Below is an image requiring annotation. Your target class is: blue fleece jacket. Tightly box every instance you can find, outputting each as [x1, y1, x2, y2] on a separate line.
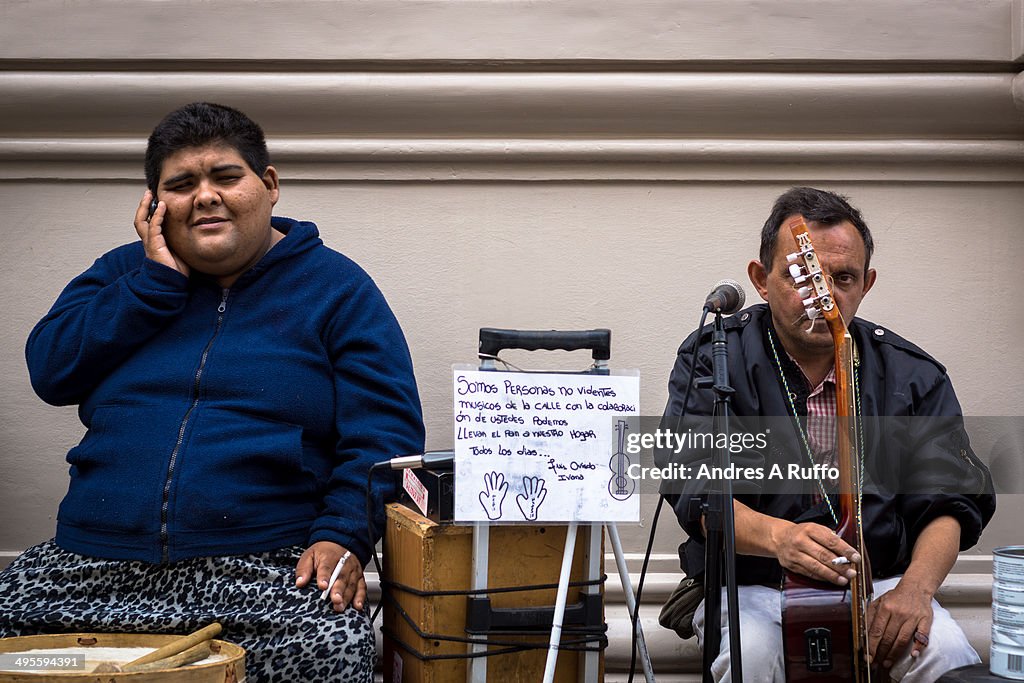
[25, 217, 424, 566]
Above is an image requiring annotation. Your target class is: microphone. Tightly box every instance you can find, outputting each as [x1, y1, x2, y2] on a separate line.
[704, 279, 746, 315]
[379, 450, 455, 471]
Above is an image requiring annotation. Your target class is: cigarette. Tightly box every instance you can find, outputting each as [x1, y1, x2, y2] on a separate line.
[320, 550, 351, 601]
[831, 556, 851, 566]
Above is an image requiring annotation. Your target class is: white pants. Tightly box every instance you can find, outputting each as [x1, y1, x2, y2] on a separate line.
[693, 576, 980, 683]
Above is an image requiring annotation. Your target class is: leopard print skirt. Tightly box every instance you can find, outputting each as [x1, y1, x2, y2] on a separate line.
[0, 540, 374, 683]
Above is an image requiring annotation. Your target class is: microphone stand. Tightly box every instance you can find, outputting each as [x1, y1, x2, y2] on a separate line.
[698, 311, 743, 683]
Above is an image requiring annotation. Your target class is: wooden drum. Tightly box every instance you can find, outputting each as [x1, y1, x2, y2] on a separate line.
[0, 633, 245, 683]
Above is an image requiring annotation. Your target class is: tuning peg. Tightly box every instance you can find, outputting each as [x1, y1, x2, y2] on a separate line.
[788, 264, 814, 286]
[805, 306, 820, 320]
[797, 286, 812, 298]
[786, 252, 800, 264]
[802, 296, 817, 308]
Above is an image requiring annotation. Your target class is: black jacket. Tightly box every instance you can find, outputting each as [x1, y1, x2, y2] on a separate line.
[662, 304, 995, 585]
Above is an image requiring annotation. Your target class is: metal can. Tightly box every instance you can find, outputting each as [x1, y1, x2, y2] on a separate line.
[991, 643, 1024, 680]
[993, 547, 1024, 679]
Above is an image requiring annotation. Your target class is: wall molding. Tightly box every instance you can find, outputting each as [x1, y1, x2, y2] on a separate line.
[0, 549, 994, 579]
[1, 1, 1016, 64]
[1015, 0, 1024, 61]
[3, 138, 1022, 183]
[3, 71, 1021, 138]
[2, 70, 1021, 182]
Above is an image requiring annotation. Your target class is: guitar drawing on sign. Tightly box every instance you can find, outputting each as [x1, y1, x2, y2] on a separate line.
[608, 418, 635, 501]
[781, 216, 875, 682]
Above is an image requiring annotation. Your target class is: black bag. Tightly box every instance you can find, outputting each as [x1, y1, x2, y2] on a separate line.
[658, 576, 703, 639]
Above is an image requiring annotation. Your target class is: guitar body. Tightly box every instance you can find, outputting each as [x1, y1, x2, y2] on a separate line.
[783, 501, 872, 682]
[783, 512, 873, 682]
[783, 571, 858, 682]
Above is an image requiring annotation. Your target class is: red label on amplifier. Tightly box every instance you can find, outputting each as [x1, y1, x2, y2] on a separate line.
[403, 468, 429, 517]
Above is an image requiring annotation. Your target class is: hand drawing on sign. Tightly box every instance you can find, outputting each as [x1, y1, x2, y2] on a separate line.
[608, 419, 636, 501]
[516, 476, 548, 521]
[479, 472, 508, 520]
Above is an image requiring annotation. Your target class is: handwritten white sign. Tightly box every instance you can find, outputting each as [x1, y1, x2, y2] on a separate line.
[453, 369, 640, 523]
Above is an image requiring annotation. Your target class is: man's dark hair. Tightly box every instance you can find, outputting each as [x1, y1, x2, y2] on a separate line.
[144, 102, 270, 192]
[759, 187, 874, 272]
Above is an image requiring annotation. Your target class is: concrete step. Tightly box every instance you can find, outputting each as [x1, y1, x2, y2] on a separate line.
[366, 571, 996, 677]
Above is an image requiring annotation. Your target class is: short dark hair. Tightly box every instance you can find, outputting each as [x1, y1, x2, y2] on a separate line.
[144, 102, 270, 192]
[759, 187, 874, 272]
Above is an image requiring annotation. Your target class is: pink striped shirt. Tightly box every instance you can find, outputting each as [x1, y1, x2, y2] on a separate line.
[793, 362, 838, 468]
[807, 373, 837, 469]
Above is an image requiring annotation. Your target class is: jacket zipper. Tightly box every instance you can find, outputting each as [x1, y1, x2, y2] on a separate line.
[160, 288, 230, 563]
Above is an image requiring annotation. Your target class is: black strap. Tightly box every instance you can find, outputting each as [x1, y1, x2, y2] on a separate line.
[380, 585, 607, 662]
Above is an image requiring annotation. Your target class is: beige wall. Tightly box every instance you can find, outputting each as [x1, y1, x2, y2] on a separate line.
[2, 1, 1023, 580]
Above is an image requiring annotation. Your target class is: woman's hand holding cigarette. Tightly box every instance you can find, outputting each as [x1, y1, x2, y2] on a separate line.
[295, 542, 366, 612]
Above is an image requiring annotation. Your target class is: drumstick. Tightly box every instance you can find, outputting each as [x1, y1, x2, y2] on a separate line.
[91, 642, 212, 674]
[126, 642, 212, 672]
[91, 623, 221, 673]
[126, 623, 222, 666]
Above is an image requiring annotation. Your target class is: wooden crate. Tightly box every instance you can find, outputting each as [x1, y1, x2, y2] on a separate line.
[382, 503, 604, 683]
